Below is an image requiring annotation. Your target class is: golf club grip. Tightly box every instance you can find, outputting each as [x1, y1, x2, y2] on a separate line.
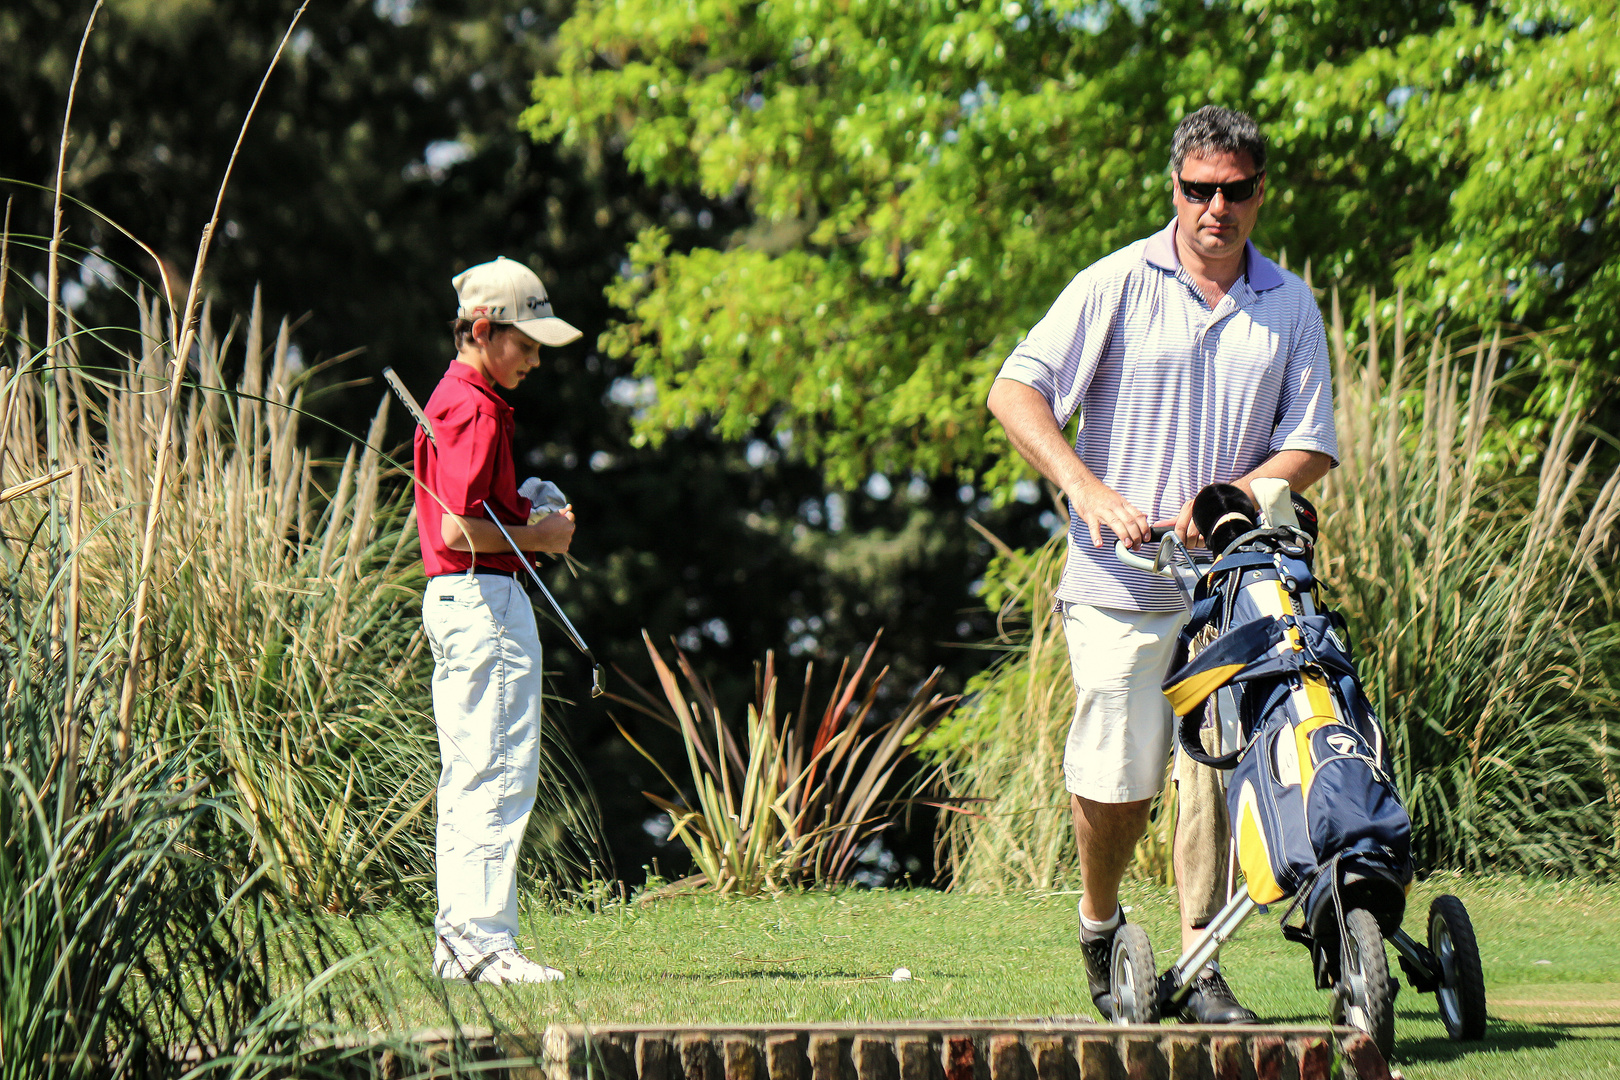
[382, 366, 436, 445]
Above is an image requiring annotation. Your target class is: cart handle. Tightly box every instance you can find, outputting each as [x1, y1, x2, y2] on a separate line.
[1114, 525, 1176, 575]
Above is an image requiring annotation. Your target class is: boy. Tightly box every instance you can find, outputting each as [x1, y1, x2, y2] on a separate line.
[414, 256, 580, 984]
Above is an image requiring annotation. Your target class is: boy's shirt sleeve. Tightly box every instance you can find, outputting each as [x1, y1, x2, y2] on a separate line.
[432, 401, 501, 515]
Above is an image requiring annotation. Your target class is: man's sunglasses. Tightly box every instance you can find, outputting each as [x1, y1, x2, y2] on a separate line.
[1177, 172, 1265, 204]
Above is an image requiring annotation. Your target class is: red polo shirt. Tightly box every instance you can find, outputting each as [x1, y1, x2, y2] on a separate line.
[414, 359, 533, 577]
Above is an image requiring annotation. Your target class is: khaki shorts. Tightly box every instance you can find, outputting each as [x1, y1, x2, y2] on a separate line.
[1060, 603, 1189, 803]
[1060, 602, 1234, 924]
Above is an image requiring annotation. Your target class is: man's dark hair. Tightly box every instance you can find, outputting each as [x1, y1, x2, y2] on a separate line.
[1169, 106, 1267, 176]
[451, 318, 514, 351]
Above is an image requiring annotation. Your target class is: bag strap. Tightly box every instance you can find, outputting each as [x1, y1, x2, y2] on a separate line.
[1179, 704, 1242, 768]
[1165, 618, 1285, 768]
[1163, 618, 1284, 716]
[1163, 593, 1220, 690]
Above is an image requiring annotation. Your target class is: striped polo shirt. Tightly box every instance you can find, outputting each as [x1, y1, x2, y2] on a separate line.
[995, 220, 1337, 611]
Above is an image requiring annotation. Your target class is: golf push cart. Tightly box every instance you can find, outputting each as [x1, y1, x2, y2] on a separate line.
[1108, 478, 1487, 1057]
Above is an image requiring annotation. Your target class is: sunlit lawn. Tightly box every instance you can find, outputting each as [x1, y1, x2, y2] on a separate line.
[357, 874, 1620, 1079]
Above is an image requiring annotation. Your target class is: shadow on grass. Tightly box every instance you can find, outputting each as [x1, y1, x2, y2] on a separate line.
[657, 970, 882, 981]
[1392, 1016, 1620, 1068]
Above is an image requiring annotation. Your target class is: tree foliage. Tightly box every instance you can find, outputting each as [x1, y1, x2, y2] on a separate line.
[1, 0, 617, 406]
[1259, 0, 1620, 419]
[527, 0, 1617, 489]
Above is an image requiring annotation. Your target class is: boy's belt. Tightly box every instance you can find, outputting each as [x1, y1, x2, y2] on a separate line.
[429, 568, 522, 581]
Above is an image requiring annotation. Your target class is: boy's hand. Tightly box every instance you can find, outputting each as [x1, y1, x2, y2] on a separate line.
[531, 505, 575, 554]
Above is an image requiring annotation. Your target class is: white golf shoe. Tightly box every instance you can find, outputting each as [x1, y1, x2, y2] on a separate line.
[435, 943, 565, 984]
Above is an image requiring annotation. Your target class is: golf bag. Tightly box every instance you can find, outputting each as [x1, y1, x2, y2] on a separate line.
[1161, 486, 1413, 938]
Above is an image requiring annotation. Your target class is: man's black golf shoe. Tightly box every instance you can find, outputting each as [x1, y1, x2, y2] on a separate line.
[1180, 968, 1259, 1024]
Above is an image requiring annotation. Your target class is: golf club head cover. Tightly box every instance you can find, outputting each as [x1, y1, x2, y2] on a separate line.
[1249, 477, 1300, 530]
[519, 477, 568, 522]
[1192, 483, 1258, 554]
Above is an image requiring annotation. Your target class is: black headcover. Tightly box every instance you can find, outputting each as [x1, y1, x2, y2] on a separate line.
[1290, 492, 1319, 542]
[1192, 483, 1258, 554]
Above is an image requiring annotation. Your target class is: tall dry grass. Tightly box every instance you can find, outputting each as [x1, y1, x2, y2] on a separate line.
[1, 265, 611, 1076]
[0, 300, 428, 1073]
[1321, 290, 1620, 875]
[2, 292, 443, 908]
[939, 293, 1620, 890]
[2, 7, 601, 1068]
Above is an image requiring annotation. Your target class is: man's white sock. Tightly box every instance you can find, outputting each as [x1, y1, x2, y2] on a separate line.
[1078, 901, 1123, 939]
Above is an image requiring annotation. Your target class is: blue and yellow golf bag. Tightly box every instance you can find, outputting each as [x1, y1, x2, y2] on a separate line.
[1161, 488, 1413, 944]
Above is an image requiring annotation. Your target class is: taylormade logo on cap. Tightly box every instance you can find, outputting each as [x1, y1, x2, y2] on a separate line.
[452, 256, 583, 347]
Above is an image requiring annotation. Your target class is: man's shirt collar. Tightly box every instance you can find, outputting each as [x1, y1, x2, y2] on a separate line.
[1143, 219, 1284, 292]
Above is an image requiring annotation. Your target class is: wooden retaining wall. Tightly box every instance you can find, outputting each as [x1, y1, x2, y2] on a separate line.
[380, 1022, 1393, 1080]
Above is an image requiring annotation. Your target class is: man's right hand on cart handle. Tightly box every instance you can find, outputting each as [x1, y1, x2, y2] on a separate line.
[1063, 473, 1155, 551]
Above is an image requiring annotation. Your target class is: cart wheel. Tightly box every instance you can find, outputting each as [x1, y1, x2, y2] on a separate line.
[1429, 895, 1487, 1041]
[1331, 907, 1395, 1058]
[1109, 924, 1160, 1024]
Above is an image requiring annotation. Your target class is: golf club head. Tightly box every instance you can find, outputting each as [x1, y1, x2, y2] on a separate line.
[590, 664, 606, 698]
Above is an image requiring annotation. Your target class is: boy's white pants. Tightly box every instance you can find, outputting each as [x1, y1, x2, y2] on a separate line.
[421, 573, 542, 959]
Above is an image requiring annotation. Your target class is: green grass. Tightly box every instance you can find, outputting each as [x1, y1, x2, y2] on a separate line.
[357, 875, 1620, 1079]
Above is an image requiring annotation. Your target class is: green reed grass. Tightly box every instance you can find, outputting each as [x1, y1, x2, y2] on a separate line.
[1320, 291, 1620, 876]
[2, 291, 444, 908]
[611, 633, 959, 894]
[939, 292, 1620, 889]
[0, 415, 414, 1076]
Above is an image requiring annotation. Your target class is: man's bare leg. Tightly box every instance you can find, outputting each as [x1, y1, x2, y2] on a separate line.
[1073, 793, 1153, 921]
[1073, 793, 1151, 1015]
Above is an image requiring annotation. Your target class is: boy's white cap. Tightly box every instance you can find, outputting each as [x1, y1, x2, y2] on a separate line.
[452, 256, 582, 347]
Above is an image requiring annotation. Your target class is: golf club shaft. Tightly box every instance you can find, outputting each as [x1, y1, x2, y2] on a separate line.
[479, 499, 592, 655]
[478, 501, 606, 698]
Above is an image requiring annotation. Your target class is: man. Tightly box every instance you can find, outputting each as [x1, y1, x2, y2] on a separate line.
[986, 106, 1336, 1022]
[415, 256, 582, 984]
